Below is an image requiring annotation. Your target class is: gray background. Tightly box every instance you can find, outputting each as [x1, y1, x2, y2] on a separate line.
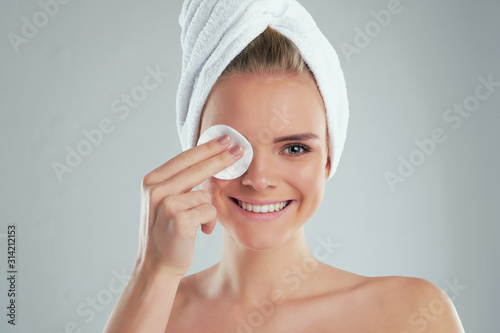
[1, 0, 498, 332]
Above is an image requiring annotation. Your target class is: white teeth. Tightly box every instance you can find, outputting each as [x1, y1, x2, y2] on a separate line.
[236, 199, 289, 213]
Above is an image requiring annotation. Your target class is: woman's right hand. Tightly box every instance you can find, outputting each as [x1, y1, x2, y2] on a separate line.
[103, 135, 243, 333]
[135, 134, 243, 278]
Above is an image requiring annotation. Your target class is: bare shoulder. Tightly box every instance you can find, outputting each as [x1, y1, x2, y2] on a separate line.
[382, 276, 465, 333]
[321, 271, 465, 333]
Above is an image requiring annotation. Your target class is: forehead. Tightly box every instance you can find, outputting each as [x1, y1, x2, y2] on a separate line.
[200, 73, 327, 144]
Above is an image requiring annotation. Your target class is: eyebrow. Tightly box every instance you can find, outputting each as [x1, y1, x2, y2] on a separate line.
[273, 133, 320, 143]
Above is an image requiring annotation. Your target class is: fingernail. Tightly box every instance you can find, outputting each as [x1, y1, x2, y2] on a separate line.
[217, 135, 230, 145]
[229, 145, 243, 156]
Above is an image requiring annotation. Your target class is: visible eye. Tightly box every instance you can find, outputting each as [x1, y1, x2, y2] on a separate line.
[282, 143, 311, 156]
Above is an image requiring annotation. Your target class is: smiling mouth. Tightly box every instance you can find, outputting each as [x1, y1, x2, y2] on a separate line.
[230, 197, 291, 213]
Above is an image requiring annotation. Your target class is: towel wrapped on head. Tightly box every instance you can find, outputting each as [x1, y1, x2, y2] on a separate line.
[176, 0, 349, 181]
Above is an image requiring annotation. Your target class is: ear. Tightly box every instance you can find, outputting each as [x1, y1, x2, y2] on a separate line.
[325, 155, 331, 181]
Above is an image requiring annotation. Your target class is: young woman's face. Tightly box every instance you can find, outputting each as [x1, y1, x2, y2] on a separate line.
[200, 73, 331, 250]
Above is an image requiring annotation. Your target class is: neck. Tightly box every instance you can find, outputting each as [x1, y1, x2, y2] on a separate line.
[211, 227, 320, 304]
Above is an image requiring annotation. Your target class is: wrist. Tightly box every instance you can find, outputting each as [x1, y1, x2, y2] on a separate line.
[132, 255, 185, 284]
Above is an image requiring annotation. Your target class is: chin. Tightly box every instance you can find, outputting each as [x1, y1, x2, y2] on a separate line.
[238, 232, 285, 251]
[225, 226, 291, 251]
[218, 211, 301, 252]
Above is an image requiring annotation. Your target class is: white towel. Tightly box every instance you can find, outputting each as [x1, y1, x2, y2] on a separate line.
[176, 0, 349, 181]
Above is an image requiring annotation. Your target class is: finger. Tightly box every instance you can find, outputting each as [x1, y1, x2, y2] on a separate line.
[178, 203, 217, 230]
[144, 135, 231, 185]
[201, 220, 217, 235]
[151, 190, 212, 218]
[165, 144, 243, 194]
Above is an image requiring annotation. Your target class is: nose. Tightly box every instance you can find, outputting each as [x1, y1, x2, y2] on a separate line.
[241, 149, 280, 191]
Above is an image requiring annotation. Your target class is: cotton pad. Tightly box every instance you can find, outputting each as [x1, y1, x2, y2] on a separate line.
[197, 124, 254, 180]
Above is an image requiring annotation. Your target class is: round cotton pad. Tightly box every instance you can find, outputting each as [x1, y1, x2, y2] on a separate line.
[197, 125, 254, 180]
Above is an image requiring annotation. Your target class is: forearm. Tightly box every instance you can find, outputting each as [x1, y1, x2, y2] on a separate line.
[103, 264, 182, 333]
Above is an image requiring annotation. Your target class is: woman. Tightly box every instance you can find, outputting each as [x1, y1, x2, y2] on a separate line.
[104, 1, 465, 332]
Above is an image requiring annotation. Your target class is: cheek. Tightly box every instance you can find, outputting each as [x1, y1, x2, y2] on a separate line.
[200, 178, 231, 207]
[290, 154, 326, 186]
[287, 156, 326, 210]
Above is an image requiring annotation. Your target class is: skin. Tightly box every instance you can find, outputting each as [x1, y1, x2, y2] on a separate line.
[103, 73, 465, 333]
[164, 74, 466, 332]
